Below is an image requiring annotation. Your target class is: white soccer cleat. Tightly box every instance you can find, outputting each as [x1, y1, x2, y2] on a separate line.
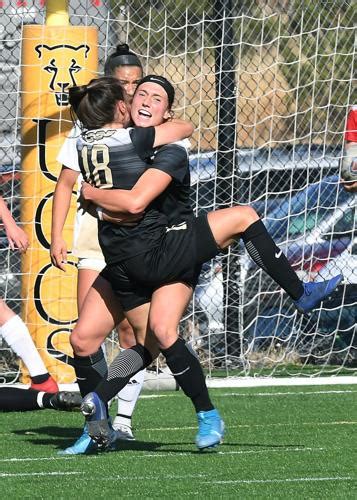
[112, 418, 135, 441]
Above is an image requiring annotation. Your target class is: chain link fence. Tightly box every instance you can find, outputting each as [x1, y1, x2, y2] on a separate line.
[0, 0, 355, 380]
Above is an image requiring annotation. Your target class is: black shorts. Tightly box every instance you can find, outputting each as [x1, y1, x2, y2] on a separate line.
[101, 214, 220, 311]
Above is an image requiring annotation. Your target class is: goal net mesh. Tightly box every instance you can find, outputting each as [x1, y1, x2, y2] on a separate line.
[0, 0, 355, 383]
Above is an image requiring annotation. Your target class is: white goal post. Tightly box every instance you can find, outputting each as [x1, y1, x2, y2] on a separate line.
[0, 0, 355, 387]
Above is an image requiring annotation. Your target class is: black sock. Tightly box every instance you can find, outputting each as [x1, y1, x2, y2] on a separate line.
[242, 219, 304, 300]
[95, 344, 153, 403]
[116, 413, 132, 425]
[162, 338, 213, 413]
[42, 392, 54, 409]
[0, 387, 42, 411]
[31, 373, 50, 384]
[116, 413, 131, 421]
[72, 348, 108, 397]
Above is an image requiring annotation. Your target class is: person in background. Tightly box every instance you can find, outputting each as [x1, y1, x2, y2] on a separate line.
[341, 105, 357, 193]
[51, 44, 145, 454]
[0, 195, 58, 394]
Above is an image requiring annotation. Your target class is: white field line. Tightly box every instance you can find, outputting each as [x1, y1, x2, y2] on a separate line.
[1, 472, 355, 486]
[209, 476, 353, 485]
[73, 473, 355, 484]
[0, 470, 353, 484]
[206, 376, 357, 388]
[90, 474, 355, 484]
[139, 420, 357, 432]
[220, 389, 357, 397]
[0, 456, 82, 463]
[0, 471, 83, 477]
[0, 419, 356, 439]
[140, 389, 357, 399]
[7, 377, 357, 392]
[0, 447, 331, 464]
[116, 447, 328, 459]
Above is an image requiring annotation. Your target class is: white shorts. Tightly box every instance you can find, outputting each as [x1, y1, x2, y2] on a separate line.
[77, 257, 106, 273]
[73, 210, 103, 261]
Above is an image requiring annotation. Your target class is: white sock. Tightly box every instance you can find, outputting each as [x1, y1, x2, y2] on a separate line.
[37, 391, 45, 409]
[116, 368, 146, 424]
[0, 315, 47, 377]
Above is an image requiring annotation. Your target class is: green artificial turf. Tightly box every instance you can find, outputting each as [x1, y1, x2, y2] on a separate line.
[0, 385, 356, 499]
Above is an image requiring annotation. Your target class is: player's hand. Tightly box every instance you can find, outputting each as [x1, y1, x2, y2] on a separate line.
[80, 181, 97, 201]
[50, 237, 68, 271]
[78, 192, 97, 218]
[341, 179, 357, 193]
[4, 221, 29, 252]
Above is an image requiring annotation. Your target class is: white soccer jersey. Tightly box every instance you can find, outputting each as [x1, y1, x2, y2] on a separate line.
[56, 124, 103, 260]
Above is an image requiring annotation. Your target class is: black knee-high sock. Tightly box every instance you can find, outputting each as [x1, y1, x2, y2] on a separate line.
[95, 344, 153, 403]
[242, 219, 304, 300]
[162, 338, 214, 413]
[72, 347, 108, 397]
[0, 387, 43, 412]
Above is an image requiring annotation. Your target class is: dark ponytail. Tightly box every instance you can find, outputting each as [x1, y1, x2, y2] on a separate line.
[104, 44, 143, 76]
[69, 77, 125, 130]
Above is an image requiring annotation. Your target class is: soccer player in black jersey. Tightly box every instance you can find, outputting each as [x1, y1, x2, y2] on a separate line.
[70, 76, 343, 451]
[67, 76, 225, 450]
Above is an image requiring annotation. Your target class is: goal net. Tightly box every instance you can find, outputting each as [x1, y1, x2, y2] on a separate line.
[0, 0, 355, 385]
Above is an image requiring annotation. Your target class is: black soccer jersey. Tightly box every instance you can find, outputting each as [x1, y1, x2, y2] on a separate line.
[78, 127, 155, 190]
[76, 126, 192, 264]
[149, 143, 193, 225]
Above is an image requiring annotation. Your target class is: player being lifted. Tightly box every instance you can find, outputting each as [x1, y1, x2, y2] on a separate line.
[69, 76, 342, 450]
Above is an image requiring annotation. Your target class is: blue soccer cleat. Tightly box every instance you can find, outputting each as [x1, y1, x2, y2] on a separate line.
[195, 408, 225, 451]
[294, 274, 343, 314]
[81, 392, 113, 449]
[57, 425, 96, 455]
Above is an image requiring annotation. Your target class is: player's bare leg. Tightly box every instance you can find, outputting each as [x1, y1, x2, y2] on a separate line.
[149, 283, 224, 450]
[78, 268, 145, 440]
[60, 277, 124, 455]
[82, 302, 155, 448]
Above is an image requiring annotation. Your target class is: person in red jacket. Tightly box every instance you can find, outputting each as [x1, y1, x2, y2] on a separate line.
[341, 106, 357, 193]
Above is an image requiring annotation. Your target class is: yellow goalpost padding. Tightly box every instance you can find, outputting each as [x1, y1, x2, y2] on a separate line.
[20, 6, 98, 383]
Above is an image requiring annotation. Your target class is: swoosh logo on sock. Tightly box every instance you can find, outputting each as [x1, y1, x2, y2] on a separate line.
[275, 249, 282, 258]
[171, 366, 190, 376]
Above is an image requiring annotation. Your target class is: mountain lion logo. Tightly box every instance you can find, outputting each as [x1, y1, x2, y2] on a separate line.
[35, 44, 90, 106]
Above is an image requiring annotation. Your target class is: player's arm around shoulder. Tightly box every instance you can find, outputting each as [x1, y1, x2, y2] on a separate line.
[81, 167, 172, 215]
[117, 141, 190, 212]
[153, 118, 194, 147]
